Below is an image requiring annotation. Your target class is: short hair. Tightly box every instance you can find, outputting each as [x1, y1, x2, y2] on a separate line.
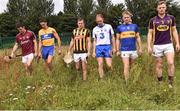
[122, 10, 133, 17]
[157, 0, 166, 6]
[39, 17, 47, 23]
[77, 17, 85, 22]
[16, 22, 25, 28]
[96, 13, 104, 19]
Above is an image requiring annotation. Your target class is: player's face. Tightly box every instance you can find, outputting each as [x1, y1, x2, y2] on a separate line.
[123, 14, 131, 24]
[157, 4, 167, 15]
[17, 27, 26, 34]
[40, 22, 48, 29]
[96, 16, 104, 26]
[77, 20, 85, 29]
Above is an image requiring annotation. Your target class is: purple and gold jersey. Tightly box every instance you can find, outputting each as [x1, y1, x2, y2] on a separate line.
[149, 14, 176, 45]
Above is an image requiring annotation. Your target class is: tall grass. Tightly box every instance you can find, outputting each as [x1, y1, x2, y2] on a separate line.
[0, 46, 180, 110]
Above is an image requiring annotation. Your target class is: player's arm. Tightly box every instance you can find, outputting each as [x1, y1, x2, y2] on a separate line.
[32, 33, 38, 57]
[147, 29, 153, 55]
[136, 32, 142, 55]
[53, 31, 62, 55]
[38, 38, 42, 57]
[92, 38, 96, 58]
[38, 32, 42, 57]
[110, 26, 116, 53]
[68, 38, 74, 54]
[112, 34, 116, 53]
[10, 42, 19, 57]
[87, 35, 91, 56]
[116, 33, 121, 56]
[172, 26, 180, 51]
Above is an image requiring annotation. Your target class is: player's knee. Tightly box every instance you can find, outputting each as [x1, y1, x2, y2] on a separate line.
[167, 61, 174, 67]
[98, 63, 103, 68]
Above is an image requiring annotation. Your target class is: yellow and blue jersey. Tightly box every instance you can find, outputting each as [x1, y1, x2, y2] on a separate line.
[38, 27, 56, 46]
[116, 24, 139, 51]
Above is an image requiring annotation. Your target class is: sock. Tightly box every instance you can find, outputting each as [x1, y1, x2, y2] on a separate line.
[157, 76, 163, 82]
[168, 76, 174, 85]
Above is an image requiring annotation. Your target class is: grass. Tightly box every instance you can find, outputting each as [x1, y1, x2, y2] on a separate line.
[0, 45, 180, 110]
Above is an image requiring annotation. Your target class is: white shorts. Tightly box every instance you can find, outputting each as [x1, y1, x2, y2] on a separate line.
[22, 53, 34, 64]
[153, 43, 174, 57]
[121, 51, 138, 59]
[73, 53, 88, 63]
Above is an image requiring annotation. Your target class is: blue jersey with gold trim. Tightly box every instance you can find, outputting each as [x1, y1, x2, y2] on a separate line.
[116, 24, 139, 51]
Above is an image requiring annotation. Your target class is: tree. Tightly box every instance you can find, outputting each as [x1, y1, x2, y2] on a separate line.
[125, 0, 180, 27]
[6, 0, 54, 34]
[96, 0, 112, 15]
[107, 4, 125, 29]
[0, 13, 17, 36]
[78, 0, 95, 20]
[64, 0, 78, 15]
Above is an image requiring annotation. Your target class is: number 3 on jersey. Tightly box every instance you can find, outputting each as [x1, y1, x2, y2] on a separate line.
[100, 33, 105, 39]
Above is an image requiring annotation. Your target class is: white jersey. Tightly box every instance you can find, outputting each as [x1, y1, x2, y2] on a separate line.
[93, 24, 114, 46]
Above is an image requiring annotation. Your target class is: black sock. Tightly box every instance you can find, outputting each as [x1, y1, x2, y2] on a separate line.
[168, 76, 174, 85]
[157, 76, 163, 82]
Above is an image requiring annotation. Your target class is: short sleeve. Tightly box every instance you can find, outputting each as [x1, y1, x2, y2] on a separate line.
[15, 36, 19, 44]
[135, 24, 139, 33]
[109, 25, 114, 36]
[148, 18, 154, 29]
[72, 29, 75, 39]
[38, 31, 41, 41]
[31, 32, 36, 40]
[116, 26, 121, 33]
[51, 28, 57, 33]
[92, 28, 96, 39]
[86, 29, 91, 38]
[171, 16, 176, 27]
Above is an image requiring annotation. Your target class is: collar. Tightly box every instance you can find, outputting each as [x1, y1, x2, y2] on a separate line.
[97, 23, 105, 28]
[157, 13, 167, 19]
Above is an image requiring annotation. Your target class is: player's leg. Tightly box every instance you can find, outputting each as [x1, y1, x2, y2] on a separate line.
[153, 45, 164, 82]
[81, 53, 88, 80]
[23, 53, 34, 76]
[121, 52, 130, 81]
[96, 46, 104, 78]
[97, 57, 104, 79]
[45, 46, 54, 72]
[130, 51, 138, 65]
[155, 57, 163, 82]
[164, 44, 175, 87]
[165, 52, 174, 86]
[73, 54, 80, 70]
[104, 45, 112, 70]
[46, 55, 53, 71]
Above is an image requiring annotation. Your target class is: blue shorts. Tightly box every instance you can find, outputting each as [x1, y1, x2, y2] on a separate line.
[42, 46, 54, 60]
[96, 45, 112, 58]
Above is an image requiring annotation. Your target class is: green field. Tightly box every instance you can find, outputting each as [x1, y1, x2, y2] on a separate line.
[0, 46, 180, 110]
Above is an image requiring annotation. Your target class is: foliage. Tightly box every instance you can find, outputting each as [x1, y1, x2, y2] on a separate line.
[0, 46, 180, 109]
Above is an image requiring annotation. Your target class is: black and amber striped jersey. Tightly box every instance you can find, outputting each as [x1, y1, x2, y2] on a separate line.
[72, 28, 90, 53]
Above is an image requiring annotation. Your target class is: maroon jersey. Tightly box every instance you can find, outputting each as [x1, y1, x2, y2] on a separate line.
[16, 30, 36, 56]
[149, 14, 176, 45]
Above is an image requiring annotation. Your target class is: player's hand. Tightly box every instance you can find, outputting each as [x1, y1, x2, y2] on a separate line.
[38, 52, 42, 58]
[113, 48, 116, 54]
[58, 49, 62, 55]
[34, 53, 38, 57]
[138, 49, 143, 56]
[92, 52, 96, 58]
[176, 44, 180, 52]
[116, 51, 121, 56]
[10, 52, 15, 58]
[87, 52, 91, 57]
[67, 51, 71, 55]
[148, 47, 152, 55]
